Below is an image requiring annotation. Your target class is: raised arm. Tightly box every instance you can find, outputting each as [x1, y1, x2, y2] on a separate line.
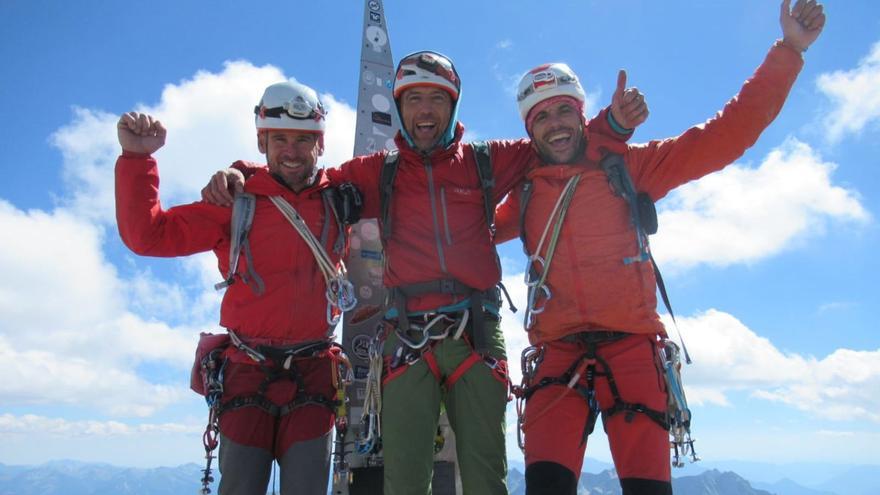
[626, 0, 824, 200]
[115, 112, 228, 257]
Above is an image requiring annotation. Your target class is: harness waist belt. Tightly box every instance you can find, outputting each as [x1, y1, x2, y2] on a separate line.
[392, 279, 492, 354]
[561, 330, 631, 345]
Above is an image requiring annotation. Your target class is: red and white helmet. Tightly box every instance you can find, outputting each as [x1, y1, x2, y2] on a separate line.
[516, 63, 585, 121]
[393, 51, 460, 101]
[254, 80, 326, 133]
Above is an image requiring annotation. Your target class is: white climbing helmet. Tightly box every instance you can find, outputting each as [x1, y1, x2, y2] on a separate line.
[516, 63, 586, 121]
[254, 80, 326, 133]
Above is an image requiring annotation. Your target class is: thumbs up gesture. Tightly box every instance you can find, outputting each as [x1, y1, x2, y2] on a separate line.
[610, 70, 649, 131]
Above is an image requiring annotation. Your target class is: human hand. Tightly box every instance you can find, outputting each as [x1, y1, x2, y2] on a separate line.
[201, 168, 245, 207]
[117, 112, 166, 155]
[780, 0, 825, 52]
[610, 70, 649, 130]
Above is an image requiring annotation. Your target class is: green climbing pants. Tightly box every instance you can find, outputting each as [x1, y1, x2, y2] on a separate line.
[381, 318, 509, 495]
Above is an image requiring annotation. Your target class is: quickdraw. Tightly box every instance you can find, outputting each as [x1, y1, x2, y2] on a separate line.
[659, 338, 699, 467]
[355, 331, 385, 456]
[198, 348, 226, 495]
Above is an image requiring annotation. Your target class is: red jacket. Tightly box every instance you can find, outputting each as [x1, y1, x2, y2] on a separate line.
[115, 153, 346, 351]
[495, 42, 805, 344]
[327, 123, 536, 313]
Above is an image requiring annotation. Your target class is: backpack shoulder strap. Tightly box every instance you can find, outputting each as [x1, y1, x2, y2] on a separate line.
[320, 188, 345, 255]
[380, 149, 400, 242]
[518, 180, 534, 250]
[599, 152, 690, 362]
[471, 141, 496, 238]
[215, 192, 265, 295]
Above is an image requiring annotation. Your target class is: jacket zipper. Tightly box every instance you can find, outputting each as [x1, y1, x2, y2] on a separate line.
[424, 156, 449, 274]
[439, 187, 453, 245]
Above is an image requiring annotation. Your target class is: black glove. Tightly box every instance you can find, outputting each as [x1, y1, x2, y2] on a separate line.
[333, 182, 363, 225]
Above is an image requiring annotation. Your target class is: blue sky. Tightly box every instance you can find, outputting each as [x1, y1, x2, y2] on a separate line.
[1, 0, 879, 476]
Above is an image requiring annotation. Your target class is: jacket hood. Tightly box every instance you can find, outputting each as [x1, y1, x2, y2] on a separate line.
[393, 121, 466, 161]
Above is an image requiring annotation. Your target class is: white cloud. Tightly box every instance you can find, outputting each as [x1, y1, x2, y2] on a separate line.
[0, 413, 200, 436]
[671, 310, 880, 423]
[496, 39, 513, 50]
[321, 92, 358, 166]
[0, 202, 201, 416]
[652, 139, 868, 269]
[818, 40, 880, 142]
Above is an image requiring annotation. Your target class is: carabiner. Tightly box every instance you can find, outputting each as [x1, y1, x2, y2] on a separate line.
[395, 325, 430, 349]
[526, 284, 552, 315]
[523, 255, 546, 287]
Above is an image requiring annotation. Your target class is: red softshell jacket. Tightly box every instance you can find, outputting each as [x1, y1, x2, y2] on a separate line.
[495, 42, 805, 344]
[326, 123, 536, 313]
[115, 154, 345, 350]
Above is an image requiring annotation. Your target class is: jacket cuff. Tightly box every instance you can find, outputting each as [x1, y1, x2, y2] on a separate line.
[121, 150, 153, 159]
[774, 38, 805, 58]
[606, 107, 634, 135]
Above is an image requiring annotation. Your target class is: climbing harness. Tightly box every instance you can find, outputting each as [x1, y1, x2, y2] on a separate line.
[194, 330, 352, 493]
[513, 333, 699, 467]
[382, 310, 510, 394]
[513, 332, 666, 452]
[521, 174, 581, 330]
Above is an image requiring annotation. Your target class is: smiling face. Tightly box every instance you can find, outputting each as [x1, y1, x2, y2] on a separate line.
[398, 86, 453, 152]
[258, 129, 322, 192]
[528, 99, 586, 165]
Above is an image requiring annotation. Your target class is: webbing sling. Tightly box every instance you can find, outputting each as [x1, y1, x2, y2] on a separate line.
[215, 193, 265, 294]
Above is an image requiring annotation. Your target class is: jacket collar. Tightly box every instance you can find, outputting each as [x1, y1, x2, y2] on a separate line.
[245, 165, 332, 198]
[393, 121, 465, 164]
[528, 126, 628, 179]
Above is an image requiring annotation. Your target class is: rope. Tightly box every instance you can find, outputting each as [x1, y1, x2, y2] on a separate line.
[524, 175, 582, 329]
[269, 196, 357, 325]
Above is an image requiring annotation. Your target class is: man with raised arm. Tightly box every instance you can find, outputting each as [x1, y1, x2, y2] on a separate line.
[115, 81, 362, 495]
[495, 2, 825, 494]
